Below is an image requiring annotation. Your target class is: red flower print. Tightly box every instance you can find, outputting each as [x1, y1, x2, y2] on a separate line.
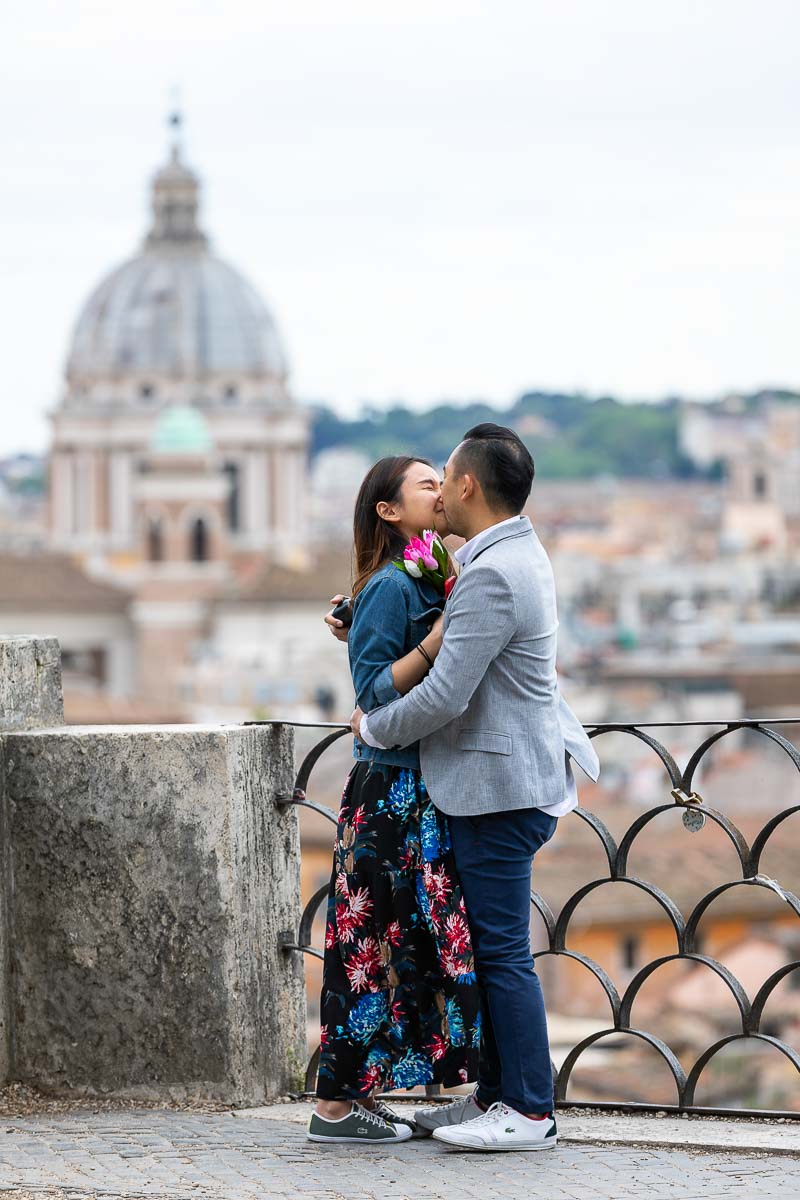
[399, 845, 416, 871]
[348, 886, 373, 922]
[426, 1034, 448, 1062]
[335, 872, 350, 900]
[358, 1062, 383, 1090]
[459, 1068, 468, 1083]
[350, 805, 368, 832]
[443, 912, 471, 954]
[423, 862, 452, 908]
[336, 884, 374, 943]
[444, 575, 457, 599]
[384, 920, 402, 947]
[391, 1000, 405, 1024]
[325, 921, 336, 949]
[320, 1024, 330, 1047]
[336, 902, 359, 943]
[345, 937, 382, 993]
[441, 946, 467, 981]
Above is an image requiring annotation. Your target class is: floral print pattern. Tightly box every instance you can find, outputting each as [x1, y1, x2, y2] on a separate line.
[316, 763, 480, 1098]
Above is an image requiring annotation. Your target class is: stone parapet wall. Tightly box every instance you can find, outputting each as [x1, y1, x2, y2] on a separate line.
[0, 638, 305, 1104]
[0, 636, 64, 733]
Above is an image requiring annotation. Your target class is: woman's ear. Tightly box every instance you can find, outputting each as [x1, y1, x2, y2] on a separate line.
[375, 501, 400, 524]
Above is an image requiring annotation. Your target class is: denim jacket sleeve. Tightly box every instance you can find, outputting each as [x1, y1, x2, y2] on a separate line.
[349, 570, 409, 709]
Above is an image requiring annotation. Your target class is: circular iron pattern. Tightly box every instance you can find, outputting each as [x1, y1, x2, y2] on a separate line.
[258, 718, 800, 1116]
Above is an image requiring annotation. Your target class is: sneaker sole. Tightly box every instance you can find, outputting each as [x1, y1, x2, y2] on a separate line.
[433, 1135, 557, 1152]
[307, 1131, 413, 1144]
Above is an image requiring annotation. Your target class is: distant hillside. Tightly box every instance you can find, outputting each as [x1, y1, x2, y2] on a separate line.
[310, 390, 799, 480]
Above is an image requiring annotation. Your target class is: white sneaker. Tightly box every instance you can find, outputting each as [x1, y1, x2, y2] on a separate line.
[413, 1090, 486, 1133]
[432, 1102, 557, 1152]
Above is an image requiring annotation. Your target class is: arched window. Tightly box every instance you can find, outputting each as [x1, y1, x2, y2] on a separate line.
[147, 517, 164, 562]
[190, 516, 209, 562]
[223, 461, 240, 531]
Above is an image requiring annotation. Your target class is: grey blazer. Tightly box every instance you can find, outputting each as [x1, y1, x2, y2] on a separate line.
[365, 516, 600, 816]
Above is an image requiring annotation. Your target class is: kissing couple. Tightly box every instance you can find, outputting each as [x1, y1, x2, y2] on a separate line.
[308, 422, 599, 1152]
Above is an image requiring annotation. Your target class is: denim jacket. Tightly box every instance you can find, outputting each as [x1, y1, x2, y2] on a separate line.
[349, 560, 444, 771]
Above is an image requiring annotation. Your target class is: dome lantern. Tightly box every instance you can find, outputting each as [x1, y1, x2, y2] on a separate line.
[145, 112, 207, 250]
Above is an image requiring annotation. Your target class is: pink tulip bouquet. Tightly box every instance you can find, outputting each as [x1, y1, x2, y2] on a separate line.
[394, 529, 450, 594]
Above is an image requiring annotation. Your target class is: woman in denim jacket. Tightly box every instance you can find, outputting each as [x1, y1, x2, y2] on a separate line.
[310, 457, 480, 1145]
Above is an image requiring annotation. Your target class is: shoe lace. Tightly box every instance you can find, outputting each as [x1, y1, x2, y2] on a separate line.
[463, 1101, 510, 1127]
[416, 1090, 474, 1118]
[353, 1103, 390, 1128]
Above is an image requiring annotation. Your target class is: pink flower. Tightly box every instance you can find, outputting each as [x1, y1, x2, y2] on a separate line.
[403, 545, 424, 578]
[409, 535, 437, 571]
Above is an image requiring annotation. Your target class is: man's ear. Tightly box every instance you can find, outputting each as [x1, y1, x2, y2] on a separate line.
[461, 474, 476, 501]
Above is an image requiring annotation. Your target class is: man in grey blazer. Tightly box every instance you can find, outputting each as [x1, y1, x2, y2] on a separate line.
[350, 423, 599, 1152]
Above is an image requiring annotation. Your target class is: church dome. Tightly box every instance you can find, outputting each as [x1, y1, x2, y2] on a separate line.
[65, 135, 289, 389]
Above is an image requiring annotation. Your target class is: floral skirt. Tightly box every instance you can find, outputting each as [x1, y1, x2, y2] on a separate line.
[316, 762, 481, 1099]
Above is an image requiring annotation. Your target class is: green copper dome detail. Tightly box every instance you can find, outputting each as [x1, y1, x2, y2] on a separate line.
[152, 405, 212, 455]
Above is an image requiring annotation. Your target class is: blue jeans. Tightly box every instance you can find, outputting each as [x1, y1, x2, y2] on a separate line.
[449, 805, 558, 1115]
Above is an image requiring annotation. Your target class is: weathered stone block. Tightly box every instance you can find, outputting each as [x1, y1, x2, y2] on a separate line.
[1, 722, 305, 1104]
[0, 636, 64, 732]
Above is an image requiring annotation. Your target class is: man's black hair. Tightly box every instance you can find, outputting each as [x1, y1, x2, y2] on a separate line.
[456, 422, 535, 514]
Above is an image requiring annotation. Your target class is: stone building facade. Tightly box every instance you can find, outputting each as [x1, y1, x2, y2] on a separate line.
[39, 124, 314, 711]
[49, 128, 309, 574]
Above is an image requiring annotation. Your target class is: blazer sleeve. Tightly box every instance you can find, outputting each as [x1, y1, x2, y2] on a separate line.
[365, 562, 517, 749]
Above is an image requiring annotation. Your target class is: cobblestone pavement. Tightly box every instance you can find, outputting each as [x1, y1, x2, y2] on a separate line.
[0, 1104, 796, 1200]
[0, 1110, 798, 1199]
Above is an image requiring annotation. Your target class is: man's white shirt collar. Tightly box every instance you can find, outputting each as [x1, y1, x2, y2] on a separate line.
[453, 515, 525, 569]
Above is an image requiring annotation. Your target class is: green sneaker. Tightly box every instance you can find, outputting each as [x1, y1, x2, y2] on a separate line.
[307, 1102, 413, 1144]
[373, 1100, 425, 1138]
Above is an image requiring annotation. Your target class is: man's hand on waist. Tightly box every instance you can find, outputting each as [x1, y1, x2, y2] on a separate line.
[350, 707, 388, 749]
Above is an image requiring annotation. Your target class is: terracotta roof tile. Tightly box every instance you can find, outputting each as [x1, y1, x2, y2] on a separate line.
[0, 553, 130, 613]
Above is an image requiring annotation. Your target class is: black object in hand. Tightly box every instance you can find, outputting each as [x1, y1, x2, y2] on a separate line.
[331, 597, 353, 627]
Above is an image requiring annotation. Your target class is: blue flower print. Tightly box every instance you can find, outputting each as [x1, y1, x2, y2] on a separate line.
[446, 997, 465, 1046]
[345, 992, 389, 1044]
[391, 1049, 434, 1089]
[386, 770, 418, 821]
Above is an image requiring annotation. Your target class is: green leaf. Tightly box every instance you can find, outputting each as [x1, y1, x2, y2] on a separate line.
[431, 538, 448, 570]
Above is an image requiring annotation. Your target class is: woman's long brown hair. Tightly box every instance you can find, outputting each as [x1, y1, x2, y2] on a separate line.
[352, 456, 447, 598]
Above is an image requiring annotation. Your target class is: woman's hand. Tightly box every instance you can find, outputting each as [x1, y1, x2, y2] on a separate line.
[325, 595, 350, 643]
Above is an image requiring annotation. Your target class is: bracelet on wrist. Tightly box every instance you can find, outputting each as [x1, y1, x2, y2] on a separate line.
[416, 642, 434, 669]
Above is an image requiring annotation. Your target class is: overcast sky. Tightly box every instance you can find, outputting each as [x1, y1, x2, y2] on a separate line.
[2, 0, 799, 456]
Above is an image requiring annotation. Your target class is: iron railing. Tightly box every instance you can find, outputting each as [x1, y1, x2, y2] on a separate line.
[248, 717, 800, 1118]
